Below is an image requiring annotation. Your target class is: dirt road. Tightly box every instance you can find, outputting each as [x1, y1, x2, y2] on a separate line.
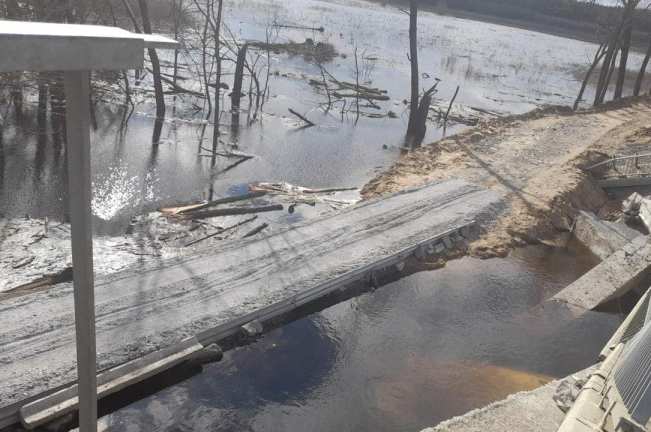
[363, 97, 651, 258]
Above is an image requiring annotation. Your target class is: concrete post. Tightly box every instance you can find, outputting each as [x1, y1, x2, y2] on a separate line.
[64, 70, 98, 432]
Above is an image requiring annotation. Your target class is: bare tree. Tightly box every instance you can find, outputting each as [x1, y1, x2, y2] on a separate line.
[574, 42, 606, 109]
[634, 35, 651, 96]
[137, 0, 166, 144]
[194, 0, 224, 153]
[614, 0, 640, 100]
[406, 0, 419, 140]
[404, 0, 436, 149]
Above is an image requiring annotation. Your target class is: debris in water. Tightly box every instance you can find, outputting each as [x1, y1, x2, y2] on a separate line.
[250, 39, 338, 63]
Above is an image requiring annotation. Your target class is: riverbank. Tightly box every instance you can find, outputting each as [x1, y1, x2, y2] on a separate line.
[421, 367, 594, 432]
[367, 0, 651, 52]
[362, 96, 651, 258]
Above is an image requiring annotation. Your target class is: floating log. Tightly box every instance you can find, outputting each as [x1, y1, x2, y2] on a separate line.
[185, 205, 283, 220]
[176, 192, 267, 215]
[333, 91, 390, 101]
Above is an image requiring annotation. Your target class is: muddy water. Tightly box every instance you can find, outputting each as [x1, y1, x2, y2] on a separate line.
[97, 244, 620, 432]
[2, 0, 645, 233]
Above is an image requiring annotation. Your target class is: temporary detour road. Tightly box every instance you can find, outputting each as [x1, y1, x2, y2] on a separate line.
[0, 179, 501, 427]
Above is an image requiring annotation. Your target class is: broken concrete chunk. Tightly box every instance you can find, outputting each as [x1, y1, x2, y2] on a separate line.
[553, 375, 586, 413]
[573, 211, 641, 260]
[639, 196, 651, 233]
[552, 235, 651, 310]
[623, 192, 644, 221]
[186, 343, 223, 367]
[241, 320, 264, 338]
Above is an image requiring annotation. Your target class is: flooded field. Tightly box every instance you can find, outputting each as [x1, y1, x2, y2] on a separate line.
[95, 243, 620, 432]
[2, 0, 647, 233]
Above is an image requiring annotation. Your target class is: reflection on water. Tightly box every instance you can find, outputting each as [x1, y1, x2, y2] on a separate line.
[99, 244, 620, 432]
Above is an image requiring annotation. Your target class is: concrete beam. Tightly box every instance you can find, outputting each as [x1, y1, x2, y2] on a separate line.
[573, 211, 641, 260]
[20, 338, 203, 428]
[552, 235, 651, 310]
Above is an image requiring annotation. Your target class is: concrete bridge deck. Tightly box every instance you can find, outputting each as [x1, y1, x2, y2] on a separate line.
[0, 179, 501, 428]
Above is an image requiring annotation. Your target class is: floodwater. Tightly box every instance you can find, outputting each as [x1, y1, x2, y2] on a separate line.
[0, 3, 628, 429]
[97, 243, 620, 432]
[1, 0, 647, 233]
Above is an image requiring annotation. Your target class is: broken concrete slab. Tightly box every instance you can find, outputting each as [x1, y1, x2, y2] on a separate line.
[421, 368, 593, 432]
[552, 235, 651, 310]
[573, 211, 641, 260]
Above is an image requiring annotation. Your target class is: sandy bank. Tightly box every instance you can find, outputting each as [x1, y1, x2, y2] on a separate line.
[363, 97, 651, 258]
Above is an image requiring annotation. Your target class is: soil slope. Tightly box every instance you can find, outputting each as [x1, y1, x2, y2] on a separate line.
[362, 97, 651, 258]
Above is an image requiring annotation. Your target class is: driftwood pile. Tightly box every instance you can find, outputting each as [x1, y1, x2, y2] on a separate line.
[160, 191, 281, 220]
[427, 102, 501, 126]
[250, 39, 338, 63]
[158, 182, 359, 247]
[250, 181, 358, 210]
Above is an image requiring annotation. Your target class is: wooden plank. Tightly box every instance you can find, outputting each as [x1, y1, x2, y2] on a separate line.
[20, 338, 202, 428]
[0, 179, 501, 422]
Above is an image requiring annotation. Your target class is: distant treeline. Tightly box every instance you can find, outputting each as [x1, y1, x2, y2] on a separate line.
[430, 0, 651, 43]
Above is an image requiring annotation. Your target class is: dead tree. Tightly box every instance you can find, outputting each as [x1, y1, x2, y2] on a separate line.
[231, 43, 249, 116]
[194, 0, 224, 153]
[5, 0, 23, 125]
[614, 0, 639, 100]
[574, 42, 606, 110]
[406, 0, 420, 141]
[137, 0, 166, 144]
[634, 36, 651, 96]
[404, 0, 436, 149]
[590, 1, 640, 105]
[37, 75, 48, 137]
[594, 19, 625, 105]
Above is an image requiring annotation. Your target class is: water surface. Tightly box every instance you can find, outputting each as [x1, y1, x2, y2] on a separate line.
[98, 244, 620, 432]
[2, 0, 643, 233]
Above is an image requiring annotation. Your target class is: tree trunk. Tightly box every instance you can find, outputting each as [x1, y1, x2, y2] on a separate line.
[231, 43, 249, 114]
[406, 0, 419, 137]
[575, 42, 606, 110]
[137, 0, 166, 144]
[614, 11, 633, 100]
[411, 91, 431, 147]
[37, 76, 48, 137]
[6, 0, 23, 126]
[600, 47, 619, 103]
[11, 78, 23, 126]
[634, 37, 651, 96]
[211, 0, 224, 153]
[594, 21, 624, 106]
[50, 74, 66, 154]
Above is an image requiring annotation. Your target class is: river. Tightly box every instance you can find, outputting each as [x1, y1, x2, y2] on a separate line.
[93, 243, 620, 431]
[0, 2, 631, 430]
